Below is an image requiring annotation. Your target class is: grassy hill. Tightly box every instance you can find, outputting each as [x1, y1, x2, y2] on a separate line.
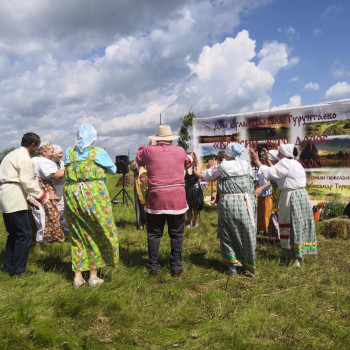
[0, 174, 349, 349]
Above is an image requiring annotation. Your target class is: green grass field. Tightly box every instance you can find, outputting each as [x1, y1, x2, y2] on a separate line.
[0, 174, 349, 349]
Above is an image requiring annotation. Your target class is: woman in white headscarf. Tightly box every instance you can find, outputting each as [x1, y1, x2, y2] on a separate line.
[250, 144, 317, 267]
[205, 143, 257, 276]
[32, 142, 65, 243]
[52, 144, 68, 235]
[64, 124, 119, 288]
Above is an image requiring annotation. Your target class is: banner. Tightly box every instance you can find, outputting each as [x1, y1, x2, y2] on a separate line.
[193, 100, 350, 197]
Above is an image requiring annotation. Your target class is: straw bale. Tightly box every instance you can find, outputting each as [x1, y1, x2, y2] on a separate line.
[321, 217, 350, 239]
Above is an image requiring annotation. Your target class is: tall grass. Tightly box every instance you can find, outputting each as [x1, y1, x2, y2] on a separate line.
[0, 174, 349, 349]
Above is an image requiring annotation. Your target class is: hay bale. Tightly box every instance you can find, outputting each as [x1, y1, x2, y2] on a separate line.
[116, 172, 134, 187]
[321, 217, 350, 239]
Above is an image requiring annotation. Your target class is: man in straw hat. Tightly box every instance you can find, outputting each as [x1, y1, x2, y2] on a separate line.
[136, 125, 192, 276]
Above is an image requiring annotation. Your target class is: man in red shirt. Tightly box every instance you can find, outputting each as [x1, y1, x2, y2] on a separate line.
[137, 125, 191, 276]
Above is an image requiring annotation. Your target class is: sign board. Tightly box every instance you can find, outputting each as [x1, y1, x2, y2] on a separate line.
[193, 100, 350, 197]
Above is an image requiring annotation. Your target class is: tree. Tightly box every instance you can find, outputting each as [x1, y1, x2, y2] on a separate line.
[177, 111, 196, 151]
[0, 147, 16, 164]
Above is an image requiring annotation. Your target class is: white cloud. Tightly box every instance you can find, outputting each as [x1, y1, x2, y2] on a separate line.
[304, 82, 320, 91]
[271, 95, 301, 110]
[289, 76, 299, 83]
[286, 56, 299, 68]
[0, 0, 287, 156]
[323, 82, 350, 101]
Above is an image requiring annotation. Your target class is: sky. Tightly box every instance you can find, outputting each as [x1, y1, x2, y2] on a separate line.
[1, 0, 350, 159]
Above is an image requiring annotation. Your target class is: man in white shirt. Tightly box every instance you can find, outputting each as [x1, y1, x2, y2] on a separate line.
[0, 133, 50, 276]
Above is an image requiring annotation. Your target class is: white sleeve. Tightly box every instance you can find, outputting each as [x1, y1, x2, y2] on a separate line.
[39, 159, 59, 179]
[204, 166, 221, 181]
[262, 159, 290, 181]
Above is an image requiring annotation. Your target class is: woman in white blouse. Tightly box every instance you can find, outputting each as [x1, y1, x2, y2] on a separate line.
[249, 144, 317, 267]
[205, 143, 257, 276]
[32, 142, 65, 243]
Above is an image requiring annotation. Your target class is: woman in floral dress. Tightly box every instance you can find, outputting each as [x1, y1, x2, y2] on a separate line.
[32, 142, 65, 243]
[64, 124, 119, 288]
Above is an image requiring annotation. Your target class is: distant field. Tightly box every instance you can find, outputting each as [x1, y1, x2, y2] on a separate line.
[305, 120, 350, 136]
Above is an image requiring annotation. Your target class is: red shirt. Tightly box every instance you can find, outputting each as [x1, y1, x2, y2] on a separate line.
[136, 142, 191, 214]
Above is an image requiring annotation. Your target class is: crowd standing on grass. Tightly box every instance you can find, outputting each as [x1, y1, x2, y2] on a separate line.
[0, 126, 318, 286]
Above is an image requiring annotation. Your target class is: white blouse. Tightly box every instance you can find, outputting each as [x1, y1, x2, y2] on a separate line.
[205, 160, 252, 181]
[259, 158, 306, 190]
[32, 157, 58, 180]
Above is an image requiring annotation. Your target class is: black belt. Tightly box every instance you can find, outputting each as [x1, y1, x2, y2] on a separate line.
[0, 181, 20, 185]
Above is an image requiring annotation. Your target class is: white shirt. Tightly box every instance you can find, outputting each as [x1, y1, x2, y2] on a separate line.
[32, 157, 58, 180]
[0, 147, 45, 213]
[205, 160, 252, 181]
[259, 158, 306, 190]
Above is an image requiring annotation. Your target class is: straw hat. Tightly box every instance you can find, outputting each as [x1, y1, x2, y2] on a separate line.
[148, 125, 179, 141]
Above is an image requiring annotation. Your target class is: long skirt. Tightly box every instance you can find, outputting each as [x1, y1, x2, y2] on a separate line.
[64, 180, 119, 272]
[38, 178, 65, 243]
[257, 194, 273, 231]
[218, 193, 257, 273]
[279, 188, 317, 259]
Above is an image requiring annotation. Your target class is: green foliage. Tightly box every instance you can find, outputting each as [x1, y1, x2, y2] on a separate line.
[0, 174, 349, 349]
[323, 200, 346, 219]
[177, 111, 196, 151]
[0, 147, 16, 163]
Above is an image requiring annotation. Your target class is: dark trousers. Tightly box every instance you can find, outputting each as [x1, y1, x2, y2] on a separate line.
[146, 213, 185, 271]
[2, 211, 32, 275]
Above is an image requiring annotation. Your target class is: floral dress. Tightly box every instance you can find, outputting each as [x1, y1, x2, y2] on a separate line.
[64, 147, 119, 272]
[38, 177, 65, 243]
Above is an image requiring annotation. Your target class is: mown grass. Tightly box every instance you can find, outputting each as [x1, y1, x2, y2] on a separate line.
[0, 174, 349, 349]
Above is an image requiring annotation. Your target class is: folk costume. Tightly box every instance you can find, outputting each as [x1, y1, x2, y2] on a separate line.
[52, 144, 68, 236]
[64, 124, 119, 273]
[256, 150, 278, 233]
[205, 143, 257, 275]
[258, 144, 317, 261]
[32, 142, 65, 243]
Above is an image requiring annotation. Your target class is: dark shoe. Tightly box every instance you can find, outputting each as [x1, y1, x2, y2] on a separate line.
[171, 269, 183, 277]
[224, 266, 237, 276]
[10, 270, 38, 277]
[149, 270, 158, 276]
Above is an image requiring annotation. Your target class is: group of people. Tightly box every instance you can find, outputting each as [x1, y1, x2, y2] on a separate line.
[0, 123, 317, 287]
[0, 124, 119, 287]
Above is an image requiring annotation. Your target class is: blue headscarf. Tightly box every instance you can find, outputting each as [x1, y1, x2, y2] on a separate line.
[76, 123, 97, 152]
[225, 142, 245, 159]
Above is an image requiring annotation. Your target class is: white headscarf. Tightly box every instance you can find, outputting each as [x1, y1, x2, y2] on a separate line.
[76, 124, 97, 152]
[279, 144, 295, 158]
[225, 142, 245, 159]
[53, 144, 63, 154]
[268, 149, 279, 161]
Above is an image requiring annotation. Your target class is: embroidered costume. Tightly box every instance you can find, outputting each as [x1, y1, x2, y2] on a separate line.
[205, 158, 257, 274]
[259, 153, 317, 259]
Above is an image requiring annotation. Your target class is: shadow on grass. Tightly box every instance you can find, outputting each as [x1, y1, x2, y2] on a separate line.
[119, 246, 148, 267]
[36, 256, 73, 281]
[114, 219, 136, 229]
[188, 251, 222, 273]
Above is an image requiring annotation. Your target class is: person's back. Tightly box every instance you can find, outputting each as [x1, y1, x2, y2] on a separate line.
[136, 125, 191, 276]
[138, 142, 189, 213]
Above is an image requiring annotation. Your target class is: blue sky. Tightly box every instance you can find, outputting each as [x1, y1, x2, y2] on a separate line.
[0, 0, 349, 157]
